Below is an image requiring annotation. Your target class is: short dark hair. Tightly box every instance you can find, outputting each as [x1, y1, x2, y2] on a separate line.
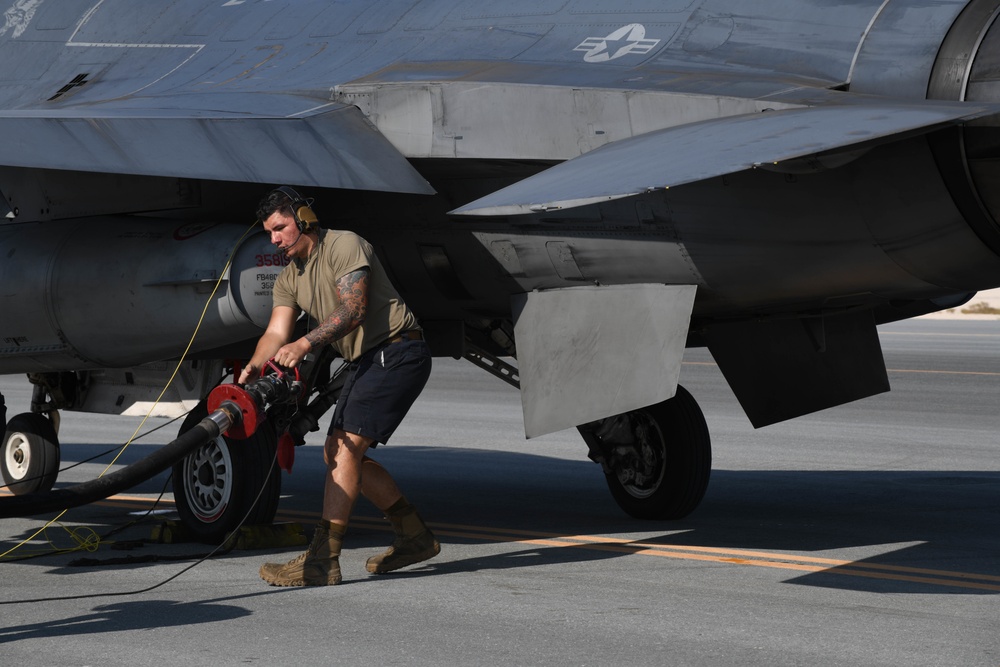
[256, 189, 293, 223]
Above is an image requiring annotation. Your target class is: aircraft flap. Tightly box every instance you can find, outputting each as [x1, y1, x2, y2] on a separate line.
[513, 284, 696, 438]
[703, 311, 890, 428]
[0, 105, 434, 195]
[452, 101, 998, 216]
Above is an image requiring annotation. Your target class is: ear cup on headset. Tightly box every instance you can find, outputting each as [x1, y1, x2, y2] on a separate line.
[273, 185, 317, 233]
[293, 202, 318, 233]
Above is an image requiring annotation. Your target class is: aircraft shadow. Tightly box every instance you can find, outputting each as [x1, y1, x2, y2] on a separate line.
[358, 446, 1000, 595]
[4, 444, 997, 595]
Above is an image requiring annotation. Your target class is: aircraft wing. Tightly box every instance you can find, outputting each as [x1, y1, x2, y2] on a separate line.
[451, 100, 999, 216]
[0, 102, 434, 195]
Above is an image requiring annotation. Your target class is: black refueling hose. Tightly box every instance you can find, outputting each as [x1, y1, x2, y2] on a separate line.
[0, 405, 240, 519]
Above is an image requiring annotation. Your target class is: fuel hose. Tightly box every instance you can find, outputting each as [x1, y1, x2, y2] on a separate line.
[0, 405, 240, 519]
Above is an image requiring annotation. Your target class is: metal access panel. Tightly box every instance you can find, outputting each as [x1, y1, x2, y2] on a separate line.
[512, 283, 696, 438]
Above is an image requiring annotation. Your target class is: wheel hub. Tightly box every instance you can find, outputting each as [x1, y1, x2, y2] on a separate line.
[181, 437, 233, 522]
[4, 435, 30, 480]
[197, 460, 214, 486]
[608, 414, 666, 499]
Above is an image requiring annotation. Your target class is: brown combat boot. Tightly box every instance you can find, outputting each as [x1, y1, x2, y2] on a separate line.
[366, 498, 440, 574]
[259, 520, 344, 586]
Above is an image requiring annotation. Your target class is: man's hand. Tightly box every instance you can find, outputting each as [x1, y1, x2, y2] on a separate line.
[238, 362, 261, 385]
[240, 305, 299, 385]
[272, 338, 312, 369]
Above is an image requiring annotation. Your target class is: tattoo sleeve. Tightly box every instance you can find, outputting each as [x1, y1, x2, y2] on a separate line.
[305, 268, 369, 349]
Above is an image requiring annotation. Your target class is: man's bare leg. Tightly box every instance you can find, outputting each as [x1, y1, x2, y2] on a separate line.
[323, 429, 441, 574]
[258, 428, 376, 587]
[322, 429, 404, 523]
[259, 429, 378, 586]
[322, 428, 440, 574]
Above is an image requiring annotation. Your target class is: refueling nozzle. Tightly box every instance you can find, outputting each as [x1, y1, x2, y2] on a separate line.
[207, 360, 306, 440]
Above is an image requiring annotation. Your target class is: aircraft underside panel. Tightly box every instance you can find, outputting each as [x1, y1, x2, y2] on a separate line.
[512, 284, 696, 438]
[703, 311, 890, 428]
[0, 106, 434, 195]
[451, 101, 1000, 216]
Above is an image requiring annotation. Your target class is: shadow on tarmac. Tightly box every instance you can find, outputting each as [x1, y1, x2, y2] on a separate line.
[362, 446, 1000, 595]
[4, 445, 998, 597]
[0, 591, 278, 644]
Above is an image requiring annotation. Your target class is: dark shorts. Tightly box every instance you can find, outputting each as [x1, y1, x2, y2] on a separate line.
[330, 339, 431, 445]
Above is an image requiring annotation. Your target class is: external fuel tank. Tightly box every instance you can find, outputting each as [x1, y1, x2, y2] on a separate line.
[0, 219, 278, 373]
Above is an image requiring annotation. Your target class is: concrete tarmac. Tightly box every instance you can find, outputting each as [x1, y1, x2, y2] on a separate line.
[1, 318, 998, 666]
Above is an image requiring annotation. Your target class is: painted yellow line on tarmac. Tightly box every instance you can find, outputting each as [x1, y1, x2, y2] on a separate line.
[275, 510, 1000, 593]
[886, 368, 1000, 377]
[879, 331, 999, 338]
[0, 490, 176, 512]
[8, 489, 997, 592]
[430, 528, 1000, 592]
[682, 360, 1000, 377]
[94, 493, 175, 508]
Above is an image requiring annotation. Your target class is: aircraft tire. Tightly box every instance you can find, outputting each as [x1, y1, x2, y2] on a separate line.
[1, 413, 60, 495]
[594, 386, 711, 520]
[171, 402, 281, 544]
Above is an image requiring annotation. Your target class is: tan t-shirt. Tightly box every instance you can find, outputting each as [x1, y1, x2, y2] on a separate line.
[272, 229, 418, 361]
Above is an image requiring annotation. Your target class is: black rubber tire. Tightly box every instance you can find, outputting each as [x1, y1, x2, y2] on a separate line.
[1, 413, 61, 495]
[592, 386, 711, 520]
[171, 402, 281, 543]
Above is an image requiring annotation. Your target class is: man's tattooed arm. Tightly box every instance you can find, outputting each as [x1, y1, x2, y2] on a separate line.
[305, 268, 369, 349]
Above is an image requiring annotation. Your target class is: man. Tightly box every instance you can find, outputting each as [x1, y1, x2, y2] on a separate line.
[241, 186, 437, 586]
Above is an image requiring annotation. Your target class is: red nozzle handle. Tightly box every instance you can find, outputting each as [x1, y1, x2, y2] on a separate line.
[264, 359, 301, 382]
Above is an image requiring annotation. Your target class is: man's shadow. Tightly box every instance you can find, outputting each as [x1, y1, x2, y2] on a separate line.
[0, 591, 277, 644]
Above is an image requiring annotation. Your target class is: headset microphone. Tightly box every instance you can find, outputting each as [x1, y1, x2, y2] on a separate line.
[279, 228, 303, 255]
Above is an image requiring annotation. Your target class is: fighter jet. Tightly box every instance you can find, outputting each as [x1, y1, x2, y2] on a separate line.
[2, 0, 1000, 541]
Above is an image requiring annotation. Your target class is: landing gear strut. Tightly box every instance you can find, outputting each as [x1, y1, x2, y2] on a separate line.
[580, 386, 711, 520]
